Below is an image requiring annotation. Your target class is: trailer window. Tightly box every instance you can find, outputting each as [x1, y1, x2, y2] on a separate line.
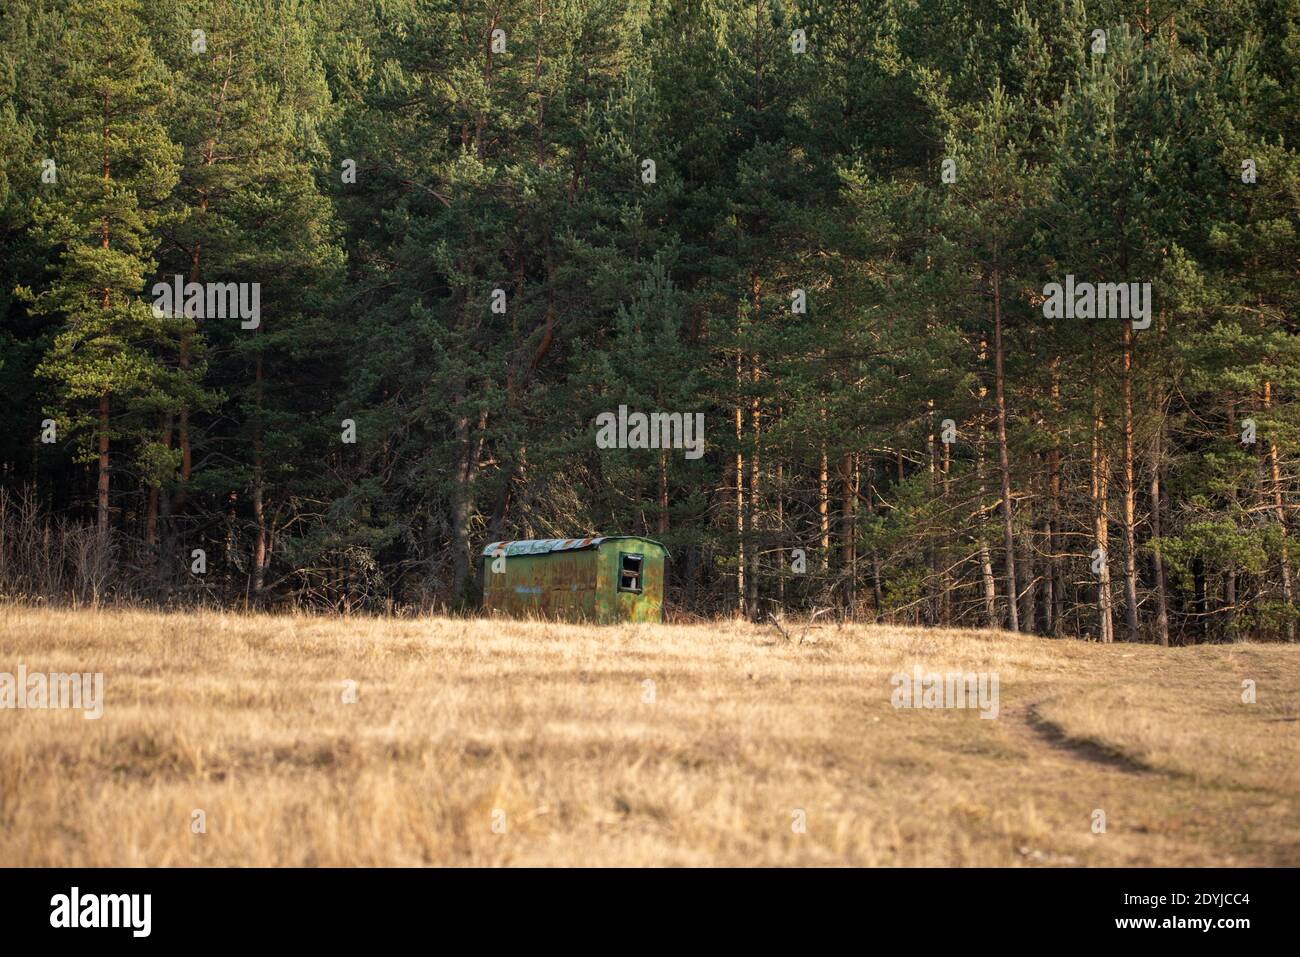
[618, 553, 643, 593]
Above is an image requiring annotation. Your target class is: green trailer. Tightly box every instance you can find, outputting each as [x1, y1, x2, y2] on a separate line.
[481, 536, 668, 623]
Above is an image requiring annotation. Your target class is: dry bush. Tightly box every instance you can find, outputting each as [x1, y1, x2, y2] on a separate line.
[0, 486, 114, 604]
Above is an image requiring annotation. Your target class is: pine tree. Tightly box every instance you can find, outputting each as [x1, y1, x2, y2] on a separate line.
[22, 0, 181, 544]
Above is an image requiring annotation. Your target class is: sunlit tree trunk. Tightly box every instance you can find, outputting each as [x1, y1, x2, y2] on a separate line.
[1121, 322, 1140, 641]
[991, 263, 1019, 631]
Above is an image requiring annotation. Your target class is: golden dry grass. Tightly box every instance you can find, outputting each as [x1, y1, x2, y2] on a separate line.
[1, 605, 1297, 866]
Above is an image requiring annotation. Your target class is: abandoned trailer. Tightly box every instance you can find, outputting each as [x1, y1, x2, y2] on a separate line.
[481, 537, 668, 623]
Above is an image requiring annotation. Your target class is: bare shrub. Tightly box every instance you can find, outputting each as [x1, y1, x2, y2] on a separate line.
[0, 486, 123, 606]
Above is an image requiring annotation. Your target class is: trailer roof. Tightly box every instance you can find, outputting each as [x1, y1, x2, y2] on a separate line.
[481, 536, 666, 558]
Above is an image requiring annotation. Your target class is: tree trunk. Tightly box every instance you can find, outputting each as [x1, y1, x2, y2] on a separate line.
[977, 411, 998, 627]
[1048, 368, 1064, 635]
[251, 351, 268, 602]
[1121, 322, 1140, 641]
[746, 345, 760, 621]
[734, 346, 746, 617]
[1148, 404, 1170, 647]
[1263, 380, 1296, 640]
[943, 428, 953, 624]
[96, 88, 111, 548]
[927, 403, 939, 625]
[840, 452, 856, 615]
[1021, 513, 1037, 634]
[866, 460, 883, 616]
[448, 405, 485, 604]
[1223, 403, 1238, 636]
[223, 490, 237, 604]
[96, 395, 110, 545]
[1091, 382, 1114, 643]
[818, 410, 830, 571]
[657, 450, 669, 536]
[775, 410, 784, 606]
[1042, 510, 1055, 635]
[991, 264, 1019, 631]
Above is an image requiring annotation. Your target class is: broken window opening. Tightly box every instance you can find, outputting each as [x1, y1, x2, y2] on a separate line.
[618, 553, 643, 593]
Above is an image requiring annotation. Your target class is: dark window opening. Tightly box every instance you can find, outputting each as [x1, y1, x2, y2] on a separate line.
[619, 553, 643, 593]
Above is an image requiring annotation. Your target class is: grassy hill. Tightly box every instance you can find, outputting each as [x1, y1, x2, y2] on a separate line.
[1, 607, 1296, 866]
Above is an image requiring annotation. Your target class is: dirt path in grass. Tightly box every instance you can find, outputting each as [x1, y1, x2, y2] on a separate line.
[989, 695, 1294, 866]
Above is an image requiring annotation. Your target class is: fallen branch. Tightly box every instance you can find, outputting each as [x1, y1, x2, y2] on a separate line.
[766, 611, 792, 643]
[767, 607, 831, 645]
[798, 607, 831, 645]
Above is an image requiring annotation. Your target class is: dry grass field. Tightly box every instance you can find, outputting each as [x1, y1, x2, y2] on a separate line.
[1, 605, 1297, 866]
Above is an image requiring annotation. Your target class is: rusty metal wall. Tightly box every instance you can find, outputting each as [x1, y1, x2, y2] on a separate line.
[595, 540, 666, 622]
[482, 550, 599, 619]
